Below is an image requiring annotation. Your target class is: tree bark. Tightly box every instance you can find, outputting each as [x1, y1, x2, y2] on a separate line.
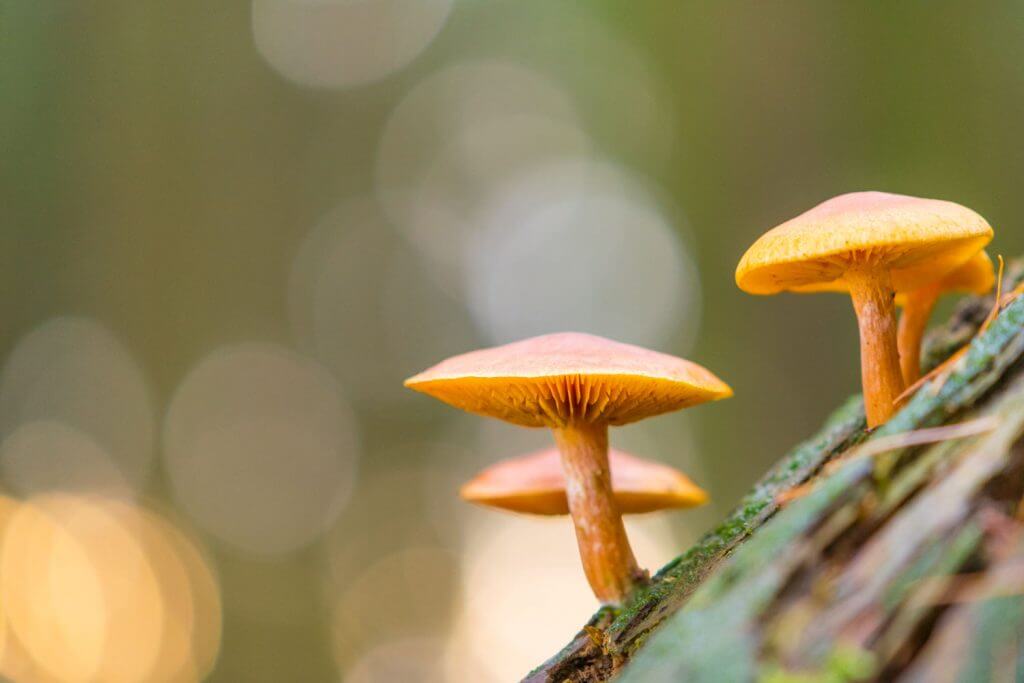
[527, 260, 1024, 683]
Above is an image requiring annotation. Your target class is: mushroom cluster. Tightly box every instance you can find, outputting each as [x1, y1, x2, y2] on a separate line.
[405, 190, 996, 607]
[736, 191, 994, 426]
[405, 332, 731, 604]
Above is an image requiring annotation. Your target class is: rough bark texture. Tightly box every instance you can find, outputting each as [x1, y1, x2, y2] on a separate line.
[527, 260, 1024, 683]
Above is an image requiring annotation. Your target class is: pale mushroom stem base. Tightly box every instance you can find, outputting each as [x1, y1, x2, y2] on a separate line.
[848, 269, 906, 428]
[897, 286, 941, 386]
[554, 423, 645, 605]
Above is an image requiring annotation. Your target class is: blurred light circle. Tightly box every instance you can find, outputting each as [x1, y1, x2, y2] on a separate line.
[326, 462, 446, 586]
[343, 637, 448, 683]
[164, 344, 359, 555]
[0, 421, 132, 497]
[288, 201, 395, 396]
[377, 61, 578, 208]
[584, 39, 677, 168]
[0, 317, 156, 492]
[287, 204, 354, 356]
[530, 5, 679, 167]
[465, 159, 700, 349]
[251, 0, 453, 89]
[375, 61, 587, 290]
[132, 509, 223, 682]
[399, 115, 590, 293]
[1, 496, 163, 682]
[0, 496, 222, 683]
[445, 515, 676, 680]
[289, 200, 479, 405]
[406, 430, 499, 550]
[0, 495, 20, 678]
[330, 546, 458, 665]
[379, 243, 481, 390]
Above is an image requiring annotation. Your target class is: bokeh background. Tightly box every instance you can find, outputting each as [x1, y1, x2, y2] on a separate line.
[3, 2, 1024, 681]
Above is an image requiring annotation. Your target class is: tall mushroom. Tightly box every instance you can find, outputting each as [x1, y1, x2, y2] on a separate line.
[736, 191, 992, 428]
[405, 332, 731, 604]
[460, 447, 708, 515]
[896, 250, 995, 384]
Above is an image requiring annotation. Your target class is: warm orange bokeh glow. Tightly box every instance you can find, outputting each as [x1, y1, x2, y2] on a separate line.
[0, 494, 222, 683]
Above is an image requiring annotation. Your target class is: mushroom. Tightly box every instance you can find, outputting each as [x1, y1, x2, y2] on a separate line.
[405, 332, 731, 604]
[736, 191, 993, 428]
[460, 447, 708, 515]
[896, 251, 995, 384]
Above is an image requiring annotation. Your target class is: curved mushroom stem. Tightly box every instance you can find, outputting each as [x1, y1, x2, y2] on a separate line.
[897, 285, 941, 386]
[554, 423, 645, 604]
[847, 268, 905, 428]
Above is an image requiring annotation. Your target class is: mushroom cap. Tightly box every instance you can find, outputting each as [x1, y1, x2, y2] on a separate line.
[735, 191, 993, 295]
[404, 332, 732, 428]
[460, 447, 708, 515]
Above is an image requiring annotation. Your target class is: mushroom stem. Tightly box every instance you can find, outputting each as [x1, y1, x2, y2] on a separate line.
[554, 423, 644, 604]
[847, 268, 905, 428]
[897, 285, 941, 386]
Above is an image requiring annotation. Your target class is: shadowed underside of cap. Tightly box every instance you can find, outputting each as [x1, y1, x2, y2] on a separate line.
[736, 191, 994, 294]
[894, 249, 996, 305]
[796, 250, 996, 300]
[460, 447, 708, 515]
[404, 333, 733, 428]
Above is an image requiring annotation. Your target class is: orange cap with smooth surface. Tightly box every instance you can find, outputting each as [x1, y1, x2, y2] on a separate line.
[404, 332, 733, 428]
[460, 447, 709, 515]
[736, 191, 993, 295]
[795, 250, 995, 300]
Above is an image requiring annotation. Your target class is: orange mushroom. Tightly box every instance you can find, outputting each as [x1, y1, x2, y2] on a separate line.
[405, 332, 731, 604]
[460, 447, 708, 516]
[896, 251, 995, 384]
[736, 191, 993, 428]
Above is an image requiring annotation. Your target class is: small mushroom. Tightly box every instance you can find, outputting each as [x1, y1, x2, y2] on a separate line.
[460, 447, 709, 516]
[896, 251, 995, 384]
[736, 191, 992, 428]
[405, 332, 731, 604]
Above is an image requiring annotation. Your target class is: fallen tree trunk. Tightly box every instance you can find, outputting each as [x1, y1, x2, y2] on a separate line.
[528, 260, 1024, 683]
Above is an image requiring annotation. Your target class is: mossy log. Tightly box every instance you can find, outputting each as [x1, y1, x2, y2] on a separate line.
[527, 260, 1024, 683]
